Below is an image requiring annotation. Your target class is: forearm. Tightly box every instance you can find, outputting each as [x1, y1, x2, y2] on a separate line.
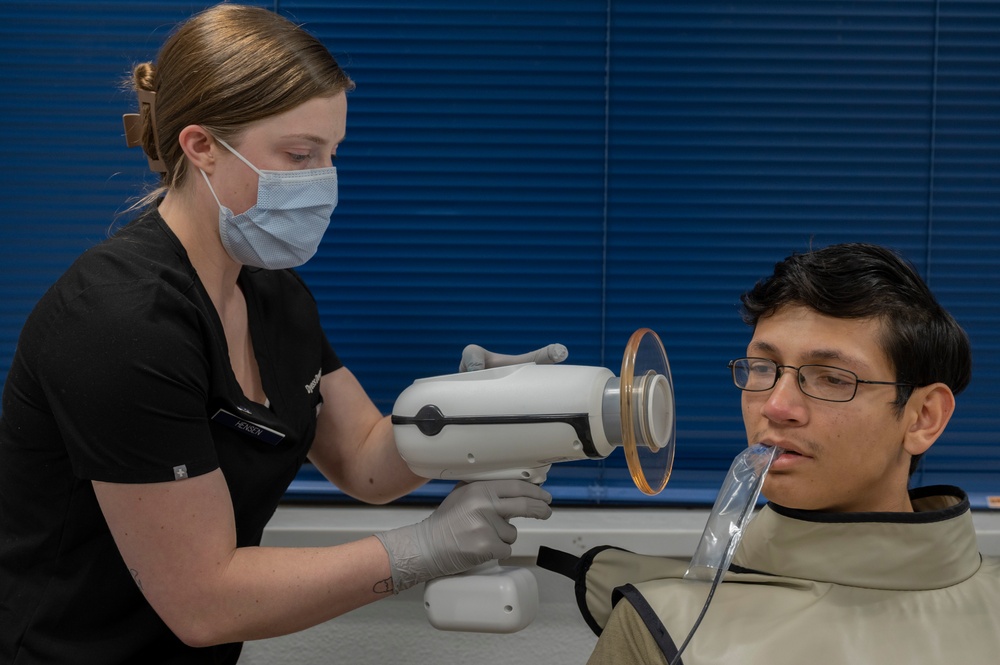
[97, 472, 402, 648]
[164, 536, 393, 647]
[98, 470, 551, 648]
[332, 414, 426, 503]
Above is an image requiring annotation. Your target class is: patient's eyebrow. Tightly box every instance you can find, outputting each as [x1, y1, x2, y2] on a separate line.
[746, 341, 872, 372]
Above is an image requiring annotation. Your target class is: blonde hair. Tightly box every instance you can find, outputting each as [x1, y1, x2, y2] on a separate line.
[128, 3, 354, 198]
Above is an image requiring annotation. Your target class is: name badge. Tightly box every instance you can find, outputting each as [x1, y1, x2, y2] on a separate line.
[211, 408, 286, 446]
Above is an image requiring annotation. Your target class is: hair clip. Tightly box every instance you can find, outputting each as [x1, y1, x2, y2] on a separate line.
[122, 89, 166, 173]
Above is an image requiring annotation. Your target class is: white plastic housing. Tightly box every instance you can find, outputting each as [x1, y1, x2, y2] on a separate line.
[391, 363, 616, 482]
[423, 562, 538, 633]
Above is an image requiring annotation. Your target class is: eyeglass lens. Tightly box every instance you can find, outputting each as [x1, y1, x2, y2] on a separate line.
[732, 358, 858, 402]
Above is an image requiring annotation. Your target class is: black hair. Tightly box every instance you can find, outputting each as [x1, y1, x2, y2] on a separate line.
[740, 243, 972, 474]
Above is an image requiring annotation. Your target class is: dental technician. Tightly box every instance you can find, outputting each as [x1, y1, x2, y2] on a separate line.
[0, 5, 551, 664]
[573, 243, 1000, 664]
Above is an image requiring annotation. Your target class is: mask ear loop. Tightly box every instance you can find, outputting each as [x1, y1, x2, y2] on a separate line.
[668, 443, 782, 665]
[212, 136, 266, 178]
[197, 134, 267, 213]
[122, 89, 167, 173]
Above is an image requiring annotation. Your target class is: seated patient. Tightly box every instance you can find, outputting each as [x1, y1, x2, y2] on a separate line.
[550, 242, 1000, 665]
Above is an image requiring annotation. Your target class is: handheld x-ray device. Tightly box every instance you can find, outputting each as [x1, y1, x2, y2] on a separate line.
[390, 328, 677, 633]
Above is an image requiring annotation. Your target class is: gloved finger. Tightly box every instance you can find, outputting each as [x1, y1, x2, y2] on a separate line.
[491, 517, 518, 544]
[491, 541, 514, 560]
[459, 343, 568, 372]
[527, 343, 569, 365]
[482, 478, 553, 504]
[459, 344, 489, 372]
[493, 495, 553, 521]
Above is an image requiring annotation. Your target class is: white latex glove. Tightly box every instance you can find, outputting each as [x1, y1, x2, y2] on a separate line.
[459, 343, 568, 372]
[374, 479, 552, 593]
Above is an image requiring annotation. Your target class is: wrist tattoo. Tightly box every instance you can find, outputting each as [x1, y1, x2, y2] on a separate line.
[130, 568, 144, 592]
[373, 577, 394, 595]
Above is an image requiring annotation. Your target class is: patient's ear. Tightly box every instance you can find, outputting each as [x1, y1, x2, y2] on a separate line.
[903, 383, 955, 457]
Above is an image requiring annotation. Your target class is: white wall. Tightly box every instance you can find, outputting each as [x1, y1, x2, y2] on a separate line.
[239, 504, 1000, 665]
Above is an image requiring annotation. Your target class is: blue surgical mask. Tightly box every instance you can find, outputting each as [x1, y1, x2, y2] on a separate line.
[199, 137, 338, 269]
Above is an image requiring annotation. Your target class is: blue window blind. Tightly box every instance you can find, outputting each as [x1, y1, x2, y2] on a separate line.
[1, 1, 998, 507]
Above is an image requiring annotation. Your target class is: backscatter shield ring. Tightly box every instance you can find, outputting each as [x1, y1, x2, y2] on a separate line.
[620, 328, 676, 495]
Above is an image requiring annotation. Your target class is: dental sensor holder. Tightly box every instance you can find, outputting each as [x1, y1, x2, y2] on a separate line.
[685, 443, 780, 582]
[390, 328, 676, 633]
[667, 443, 782, 665]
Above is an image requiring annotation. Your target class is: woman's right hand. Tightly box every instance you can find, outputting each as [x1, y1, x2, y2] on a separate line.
[374, 479, 552, 593]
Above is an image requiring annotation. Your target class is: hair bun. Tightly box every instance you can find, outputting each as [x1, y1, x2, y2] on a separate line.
[132, 62, 156, 92]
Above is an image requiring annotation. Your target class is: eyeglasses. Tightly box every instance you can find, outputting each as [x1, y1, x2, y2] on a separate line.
[728, 357, 914, 403]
